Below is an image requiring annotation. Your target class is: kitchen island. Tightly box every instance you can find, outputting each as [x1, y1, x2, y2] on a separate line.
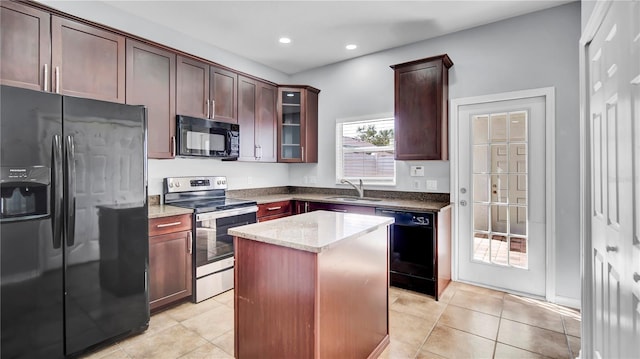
[229, 210, 394, 359]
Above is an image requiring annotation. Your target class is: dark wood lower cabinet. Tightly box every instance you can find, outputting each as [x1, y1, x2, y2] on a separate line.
[149, 215, 192, 312]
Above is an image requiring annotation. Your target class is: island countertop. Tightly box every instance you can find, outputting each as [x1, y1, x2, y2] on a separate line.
[228, 210, 394, 253]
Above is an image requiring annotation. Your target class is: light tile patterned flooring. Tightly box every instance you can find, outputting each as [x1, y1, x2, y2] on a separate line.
[474, 237, 528, 268]
[81, 282, 581, 359]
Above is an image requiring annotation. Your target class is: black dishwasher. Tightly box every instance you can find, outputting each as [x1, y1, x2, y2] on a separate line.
[375, 208, 437, 297]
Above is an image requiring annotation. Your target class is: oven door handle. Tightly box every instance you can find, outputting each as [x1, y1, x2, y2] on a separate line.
[195, 205, 258, 222]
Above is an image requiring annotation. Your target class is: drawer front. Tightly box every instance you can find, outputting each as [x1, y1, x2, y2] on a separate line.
[257, 212, 291, 223]
[257, 200, 291, 218]
[149, 214, 192, 236]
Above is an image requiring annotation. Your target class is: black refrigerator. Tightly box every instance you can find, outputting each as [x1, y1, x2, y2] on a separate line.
[0, 85, 149, 358]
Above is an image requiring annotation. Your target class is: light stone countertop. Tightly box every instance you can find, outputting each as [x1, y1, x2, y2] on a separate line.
[233, 193, 450, 212]
[148, 204, 193, 219]
[229, 210, 394, 253]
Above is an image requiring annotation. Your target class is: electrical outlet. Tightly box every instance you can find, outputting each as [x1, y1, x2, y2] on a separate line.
[413, 180, 421, 190]
[410, 166, 425, 177]
[426, 180, 438, 191]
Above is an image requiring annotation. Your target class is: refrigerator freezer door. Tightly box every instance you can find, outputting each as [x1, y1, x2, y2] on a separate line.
[0, 85, 65, 358]
[62, 96, 149, 355]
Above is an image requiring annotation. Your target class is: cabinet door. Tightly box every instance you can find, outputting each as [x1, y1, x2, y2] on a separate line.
[0, 2, 50, 91]
[126, 40, 176, 159]
[51, 16, 125, 103]
[177, 56, 209, 119]
[238, 76, 257, 161]
[278, 88, 303, 162]
[256, 82, 277, 162]
[392, 55, 451, 161]
[302, 89, 319, 163]
[149, 230, 192, 311]
[210, 66, 237, 123]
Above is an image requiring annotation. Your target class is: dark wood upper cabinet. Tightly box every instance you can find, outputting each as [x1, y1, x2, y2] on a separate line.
[126, 39, 176, 159]
[177, 57, 238, 124]
[210, 66, 237, 123]
[277, 86, 320, 163]
[391, 54, 453, 160]
[0, 2, 50, 91]
[238, 76, 277, 162]
[176, 55, 209, 119]
[256, 81, 277, 162]
[51, 16, 125, 103]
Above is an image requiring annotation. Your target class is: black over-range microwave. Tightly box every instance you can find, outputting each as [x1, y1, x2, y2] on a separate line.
[176, 115, 239, 159]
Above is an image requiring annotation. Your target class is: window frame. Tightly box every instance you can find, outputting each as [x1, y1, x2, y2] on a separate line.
[335, 115, 396, 186]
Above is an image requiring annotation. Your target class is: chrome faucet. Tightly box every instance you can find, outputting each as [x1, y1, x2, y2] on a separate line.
[340, 179, 364, 198]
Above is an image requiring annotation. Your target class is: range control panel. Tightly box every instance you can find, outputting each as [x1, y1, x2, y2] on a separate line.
[164, 176, 227, 193]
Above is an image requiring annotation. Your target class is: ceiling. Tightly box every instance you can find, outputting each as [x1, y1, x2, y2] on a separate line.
[100, 1, 574, 75]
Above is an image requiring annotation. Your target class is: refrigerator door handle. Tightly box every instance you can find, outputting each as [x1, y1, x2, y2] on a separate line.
[64, 135, 76, 247]
[51, 135, 63, 249]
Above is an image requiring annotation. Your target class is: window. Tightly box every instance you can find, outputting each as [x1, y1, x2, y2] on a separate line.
[336, 116, 395, 185]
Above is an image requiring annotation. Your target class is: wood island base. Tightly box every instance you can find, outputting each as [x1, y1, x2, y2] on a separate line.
[232, 212, 391, 359]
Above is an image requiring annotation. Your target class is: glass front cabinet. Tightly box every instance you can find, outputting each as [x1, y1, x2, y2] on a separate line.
[277, 86, 320, 163]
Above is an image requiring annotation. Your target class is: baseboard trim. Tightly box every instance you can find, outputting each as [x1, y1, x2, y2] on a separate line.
[554, 295, 581, 310]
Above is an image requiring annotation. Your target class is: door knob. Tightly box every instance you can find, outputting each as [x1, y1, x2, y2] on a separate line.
[460, 200, 468, 206]
[460, 188, 467, 194]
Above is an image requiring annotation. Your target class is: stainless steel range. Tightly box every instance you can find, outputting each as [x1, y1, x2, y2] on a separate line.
[163, 176, 257, 302]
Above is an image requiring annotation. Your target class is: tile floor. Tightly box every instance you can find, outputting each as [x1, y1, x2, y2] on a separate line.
[81, 281, 581, 359]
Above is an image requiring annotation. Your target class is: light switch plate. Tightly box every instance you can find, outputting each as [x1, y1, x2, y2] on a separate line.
[410, 166, 425, 177]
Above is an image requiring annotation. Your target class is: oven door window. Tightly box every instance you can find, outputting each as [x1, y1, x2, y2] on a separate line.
[195, 212, 256, 267]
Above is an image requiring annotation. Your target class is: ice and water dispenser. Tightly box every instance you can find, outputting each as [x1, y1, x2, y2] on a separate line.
[0, 166, 50, 220]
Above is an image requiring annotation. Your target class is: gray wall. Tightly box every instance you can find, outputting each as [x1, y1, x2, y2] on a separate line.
[290, 2, 581, 302]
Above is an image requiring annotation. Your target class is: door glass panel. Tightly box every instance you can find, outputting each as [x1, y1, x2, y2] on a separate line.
[473, 115, 489, 144]
[473, 145, 489, 173]
[490, 113, 507, 141]
[472, 111, 529, 268]
[474, 203, 489, 231]
[473, 174, 489, 202]
[491, 144, 508, 173]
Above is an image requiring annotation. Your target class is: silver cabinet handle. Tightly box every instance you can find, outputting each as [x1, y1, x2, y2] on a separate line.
[43, 64, 48, 91]
[55, 66, 60, 93]
[211, 100, 215, 119]
[267, 206, 282, 211]
[171, 136, 176, 157]
[301, 146, 304, 162]
[257, 145, 262, 160]
[206, 99, 210, 118]
[606, 245, 618, 252]
[156, 221, 182, 228]
[188, 231, 192, 255]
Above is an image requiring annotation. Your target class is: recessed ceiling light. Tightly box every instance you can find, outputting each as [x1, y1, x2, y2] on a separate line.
[279, 37, 291, 44]
[345, 44, 357, 50]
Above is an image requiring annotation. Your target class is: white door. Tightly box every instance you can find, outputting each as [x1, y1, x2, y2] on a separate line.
[585, 1, 639, 358]
[456, 95, 547, 296]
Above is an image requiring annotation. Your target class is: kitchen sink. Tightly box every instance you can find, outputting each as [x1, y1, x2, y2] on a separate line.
[326, 196, 382, 202]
